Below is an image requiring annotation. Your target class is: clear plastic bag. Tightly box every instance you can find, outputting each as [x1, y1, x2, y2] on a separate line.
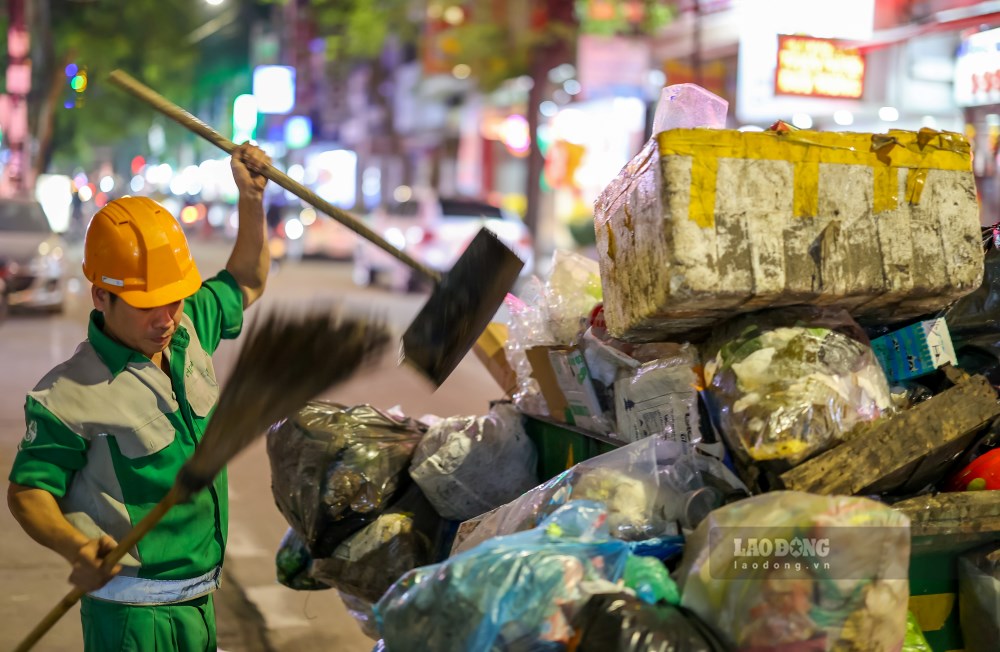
[409, 403, 539, 521]
[545, 250, 603, 344]
[505, 252, 604, 416]
[505, 285, 553, 416]
[652, 83, 729, 134]
[267, 402, 425, 557]
[340, 591, 380, 640]
[703, 308, 892, 467]
[374, 501, 631, 652]
[613, 345, 702, 446]
[311, 484, 443, 603]
[451, 435, 748, 555]
[275, 527, 329, 591]
[958, 544, 1000, 652]
[677, 491, 911, 652]
[570, 592, 731, 652]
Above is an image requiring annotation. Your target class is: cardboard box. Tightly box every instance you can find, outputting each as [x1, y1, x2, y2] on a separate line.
[526, 345, 610, 433]
[871, 318, 957, 383]
[473, 323, 518, 396]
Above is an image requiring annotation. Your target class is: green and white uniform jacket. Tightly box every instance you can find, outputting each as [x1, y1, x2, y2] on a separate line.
[9, 271, 244, 605]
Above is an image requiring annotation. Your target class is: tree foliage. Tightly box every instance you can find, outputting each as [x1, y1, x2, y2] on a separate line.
[297, 0, 673, 90]
[41, 0, 210, 169]
[267, 0, 676, 230]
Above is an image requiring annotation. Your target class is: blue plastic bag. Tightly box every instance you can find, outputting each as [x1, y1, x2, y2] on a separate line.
[374, 501, 630, 652]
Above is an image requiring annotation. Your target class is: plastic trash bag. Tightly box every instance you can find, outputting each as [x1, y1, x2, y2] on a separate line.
[571, 592, 732, 652]
[958, 544, 1000, 652]
[545, 249, 603, 345]
[902, 611, 931, 652]
[275, 527, 329, 591]
[623, 555, 680, 606]
[340, 591, 380, 640]
[311, 484, 444, 603]
[703, 308, 892, 468]
[613, 345, 702, 447]
[505, 282, 555, 416]
[452, 435, 748, 555]
[375, 501, 630, 652]
[505, 252, 603, 415]
[677, 491, 911, 652]
[267, 401, 425, 558]
[409, 403, 539, 521]
[942, 250, 1000, 384]
[652, 83, 729, 134]
[942, 249, 1000, 336]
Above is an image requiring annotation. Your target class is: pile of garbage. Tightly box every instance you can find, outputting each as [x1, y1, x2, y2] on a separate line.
[265, 85, 1000, 652]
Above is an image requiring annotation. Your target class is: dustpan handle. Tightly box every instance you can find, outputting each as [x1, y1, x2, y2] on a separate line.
[108, 69, 441, 284]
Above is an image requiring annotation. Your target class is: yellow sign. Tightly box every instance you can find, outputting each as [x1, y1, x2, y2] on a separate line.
[776, 35, 865, 100]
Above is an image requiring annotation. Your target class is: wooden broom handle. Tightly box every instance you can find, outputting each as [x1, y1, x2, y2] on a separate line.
[107, 69, 441, 283]
[14, 483, 188, 652]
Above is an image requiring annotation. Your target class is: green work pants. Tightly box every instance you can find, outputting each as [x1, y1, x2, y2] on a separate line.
[80, 593, 216, 652]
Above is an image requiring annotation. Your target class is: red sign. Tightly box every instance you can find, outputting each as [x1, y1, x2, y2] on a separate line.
[775, 35, 865, 100]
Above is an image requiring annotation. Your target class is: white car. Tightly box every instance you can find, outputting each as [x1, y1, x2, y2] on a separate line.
[0, 198, 68, 313]
[278, 205, 358, 261]
[353, 196, 534, 292]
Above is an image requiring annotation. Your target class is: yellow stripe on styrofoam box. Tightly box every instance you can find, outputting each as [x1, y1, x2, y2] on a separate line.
[655, 128, 971, 229]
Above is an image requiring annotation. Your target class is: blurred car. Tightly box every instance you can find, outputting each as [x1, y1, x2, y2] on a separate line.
[353, 195, 534, 291]
[274, 205, 358, 261]
[0, 198, 68, 312]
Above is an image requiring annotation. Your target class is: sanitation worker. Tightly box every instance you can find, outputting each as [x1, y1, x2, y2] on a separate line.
[7, 143, 271, 650]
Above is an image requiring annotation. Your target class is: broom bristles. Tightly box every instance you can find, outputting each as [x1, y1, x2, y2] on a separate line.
[178, 308, 390, 494]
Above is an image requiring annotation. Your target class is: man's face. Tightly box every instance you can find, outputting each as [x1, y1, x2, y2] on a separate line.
[92, 287, 184, 358]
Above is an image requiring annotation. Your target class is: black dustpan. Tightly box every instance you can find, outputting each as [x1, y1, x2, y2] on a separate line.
[402, 228, 524, 386]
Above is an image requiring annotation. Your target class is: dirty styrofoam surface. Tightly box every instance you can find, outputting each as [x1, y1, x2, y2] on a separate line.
[595, 128, 984, 341]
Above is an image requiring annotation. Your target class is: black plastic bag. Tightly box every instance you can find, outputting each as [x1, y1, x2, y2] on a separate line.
[275, 527, 329, 591]
[311, 483, 444, 603]
[571, 592, 732, 652]
[942, 250, 1000, 384]
[267, 402, 425, 557]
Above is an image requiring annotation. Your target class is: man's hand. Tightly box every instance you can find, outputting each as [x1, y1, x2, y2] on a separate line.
[68, 535, 123, 593]
[231, 142, 271, 198]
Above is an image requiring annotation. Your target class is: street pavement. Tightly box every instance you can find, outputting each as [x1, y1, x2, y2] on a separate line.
[0, 238, 501, 651]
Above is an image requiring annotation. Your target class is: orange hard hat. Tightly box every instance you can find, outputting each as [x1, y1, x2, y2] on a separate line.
[82, 196, 202, 308]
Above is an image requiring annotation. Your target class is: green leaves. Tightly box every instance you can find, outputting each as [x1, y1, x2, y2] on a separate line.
[45, 0, 209, 167]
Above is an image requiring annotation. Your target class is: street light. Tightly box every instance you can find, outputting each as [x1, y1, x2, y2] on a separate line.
[205, 0, 224, 5]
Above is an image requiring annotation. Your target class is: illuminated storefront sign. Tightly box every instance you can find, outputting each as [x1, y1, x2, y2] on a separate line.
[252, 65, 296, 114]
[775, 35, 865, 99]
[736, 0, 873, 123]
[955, 27, 1000, 107]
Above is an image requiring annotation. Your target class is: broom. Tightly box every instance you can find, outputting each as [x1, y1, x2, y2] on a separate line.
[14, 307, 390, 652]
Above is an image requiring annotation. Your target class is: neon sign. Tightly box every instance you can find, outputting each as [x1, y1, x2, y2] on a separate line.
[775, 35, 865, 100]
